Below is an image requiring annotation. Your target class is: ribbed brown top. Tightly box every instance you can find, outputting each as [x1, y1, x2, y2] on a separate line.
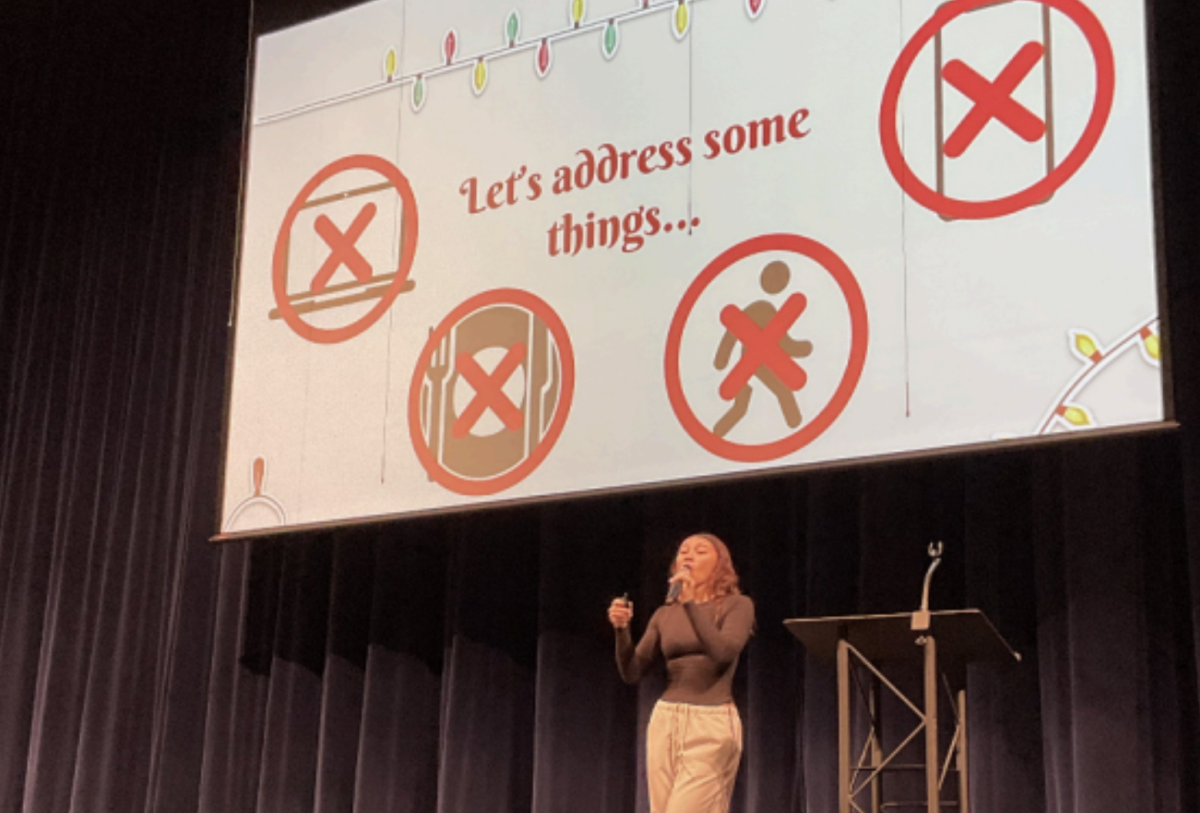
[615, 594, 755, 706]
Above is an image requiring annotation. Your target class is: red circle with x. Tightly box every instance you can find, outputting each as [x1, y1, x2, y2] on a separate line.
[408, 288, 575, 496]
[664, 234, 869, 464]
[879, 0, 1115, 220]
[272, 154, 419, 344]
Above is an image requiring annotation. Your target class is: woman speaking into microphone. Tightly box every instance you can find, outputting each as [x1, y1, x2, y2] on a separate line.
[607, 533, 755, 813]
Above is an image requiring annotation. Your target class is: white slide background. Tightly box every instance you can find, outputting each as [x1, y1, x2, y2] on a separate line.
[221, 0, 1163, 534]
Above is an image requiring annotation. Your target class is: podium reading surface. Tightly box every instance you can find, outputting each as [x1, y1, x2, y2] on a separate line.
[785, 609, 1018, 813]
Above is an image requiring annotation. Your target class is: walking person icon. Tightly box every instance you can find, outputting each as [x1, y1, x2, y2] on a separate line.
[665, 233, 867, 463]
[712, 261, 813, 438]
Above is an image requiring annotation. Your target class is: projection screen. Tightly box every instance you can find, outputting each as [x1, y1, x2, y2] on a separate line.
[219, 0, 1166, 537]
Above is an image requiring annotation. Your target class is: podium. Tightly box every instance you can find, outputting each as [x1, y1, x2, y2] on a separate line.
[784, 609, 1018, 813]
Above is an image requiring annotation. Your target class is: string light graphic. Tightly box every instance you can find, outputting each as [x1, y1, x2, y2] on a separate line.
[258, 0, 768, 124]
[412, 75, 427, 111]
[536, 37, 554, 78]
[1138, 325, 1161, 365]
[673, 0, 692, 40]
[1034, 316, 1160, 435]
[1055, 403, 1095, 428]
[506, 10, 522, 45]
[602, 19, 620, 59]
[472, 58, 490, 95]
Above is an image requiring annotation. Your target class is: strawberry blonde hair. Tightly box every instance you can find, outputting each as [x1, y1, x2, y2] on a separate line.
[670, 532, 742, 605]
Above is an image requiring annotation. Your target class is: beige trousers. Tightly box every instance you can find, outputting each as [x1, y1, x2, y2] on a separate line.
[646, 700, 743, 813]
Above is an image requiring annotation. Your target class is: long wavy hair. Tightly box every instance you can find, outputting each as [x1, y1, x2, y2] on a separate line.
[669, 532, 741, 606]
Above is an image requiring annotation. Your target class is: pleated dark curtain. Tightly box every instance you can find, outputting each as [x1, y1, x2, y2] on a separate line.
[0, 1, 244, 810]
[199, 440, 1198, 813]
[2, 0, 1200, 812]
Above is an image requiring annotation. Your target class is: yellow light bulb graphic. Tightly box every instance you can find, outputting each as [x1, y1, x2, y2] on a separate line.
[1070, 330, 1101, 363]
[1058, 405, 1093, 427]
[571, 0, 585, 26]
[674, 1, 690, 38]
[1142, 330, 1161, 362]
[473, 59, 489, 95]
[384, 48, 398, 80]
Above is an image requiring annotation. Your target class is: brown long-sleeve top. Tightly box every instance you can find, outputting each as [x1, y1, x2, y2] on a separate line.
[615, 594, 755, 706]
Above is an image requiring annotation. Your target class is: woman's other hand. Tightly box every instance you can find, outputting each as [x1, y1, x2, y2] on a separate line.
[608, 597, 633, 629]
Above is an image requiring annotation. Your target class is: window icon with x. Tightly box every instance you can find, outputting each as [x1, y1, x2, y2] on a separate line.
[942, 40, 1047, 158]
[932, 2, 1058, 213]
[310, 202, 378, 293]
[881, 0, 1114, 220]
[268, 158, 417, 344]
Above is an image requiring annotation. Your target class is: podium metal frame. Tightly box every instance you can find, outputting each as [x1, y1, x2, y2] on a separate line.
[785, 609, 1018, 813]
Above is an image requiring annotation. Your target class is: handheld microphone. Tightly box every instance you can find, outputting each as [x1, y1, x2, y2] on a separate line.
[666, 566, 691, 604]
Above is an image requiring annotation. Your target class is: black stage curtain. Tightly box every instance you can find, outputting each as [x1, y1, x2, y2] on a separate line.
[2, 0, 1200, 811]
[206, 442, 1199, 813]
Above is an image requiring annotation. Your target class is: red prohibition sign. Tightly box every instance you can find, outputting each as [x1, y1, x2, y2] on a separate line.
[408, 288, 575, 496]
[879, 0, 1116, 220]
[664, 234, 869, 464]
[272, 154, 419, 344]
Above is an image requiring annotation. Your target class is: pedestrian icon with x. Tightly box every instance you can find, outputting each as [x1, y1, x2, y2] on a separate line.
[712, 261, 814, 439]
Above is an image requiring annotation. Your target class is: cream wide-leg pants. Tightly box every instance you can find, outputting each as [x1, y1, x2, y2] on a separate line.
[646, 700, 743, 813]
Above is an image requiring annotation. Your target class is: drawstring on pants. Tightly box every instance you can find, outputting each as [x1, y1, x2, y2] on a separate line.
[647, 700, 742, 813]
[669, 702, 692, 773]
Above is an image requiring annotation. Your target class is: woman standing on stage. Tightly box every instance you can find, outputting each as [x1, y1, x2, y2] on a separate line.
[607, 533, 755, 813]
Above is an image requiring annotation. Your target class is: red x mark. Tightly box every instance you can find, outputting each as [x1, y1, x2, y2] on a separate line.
[942, 41, 1046, 159]
[453, 343, 526, 438]
[718, 294, 808, 400]
[309, 202, 378, 293]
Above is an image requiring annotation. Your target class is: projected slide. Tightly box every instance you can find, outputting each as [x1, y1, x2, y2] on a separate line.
[221, 0, 1163, 534]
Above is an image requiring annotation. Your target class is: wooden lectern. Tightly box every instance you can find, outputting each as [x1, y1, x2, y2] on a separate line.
[784, 546, 1019, 813]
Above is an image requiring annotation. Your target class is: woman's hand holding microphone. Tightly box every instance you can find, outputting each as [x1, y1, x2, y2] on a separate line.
[666, 566, 695, 604]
